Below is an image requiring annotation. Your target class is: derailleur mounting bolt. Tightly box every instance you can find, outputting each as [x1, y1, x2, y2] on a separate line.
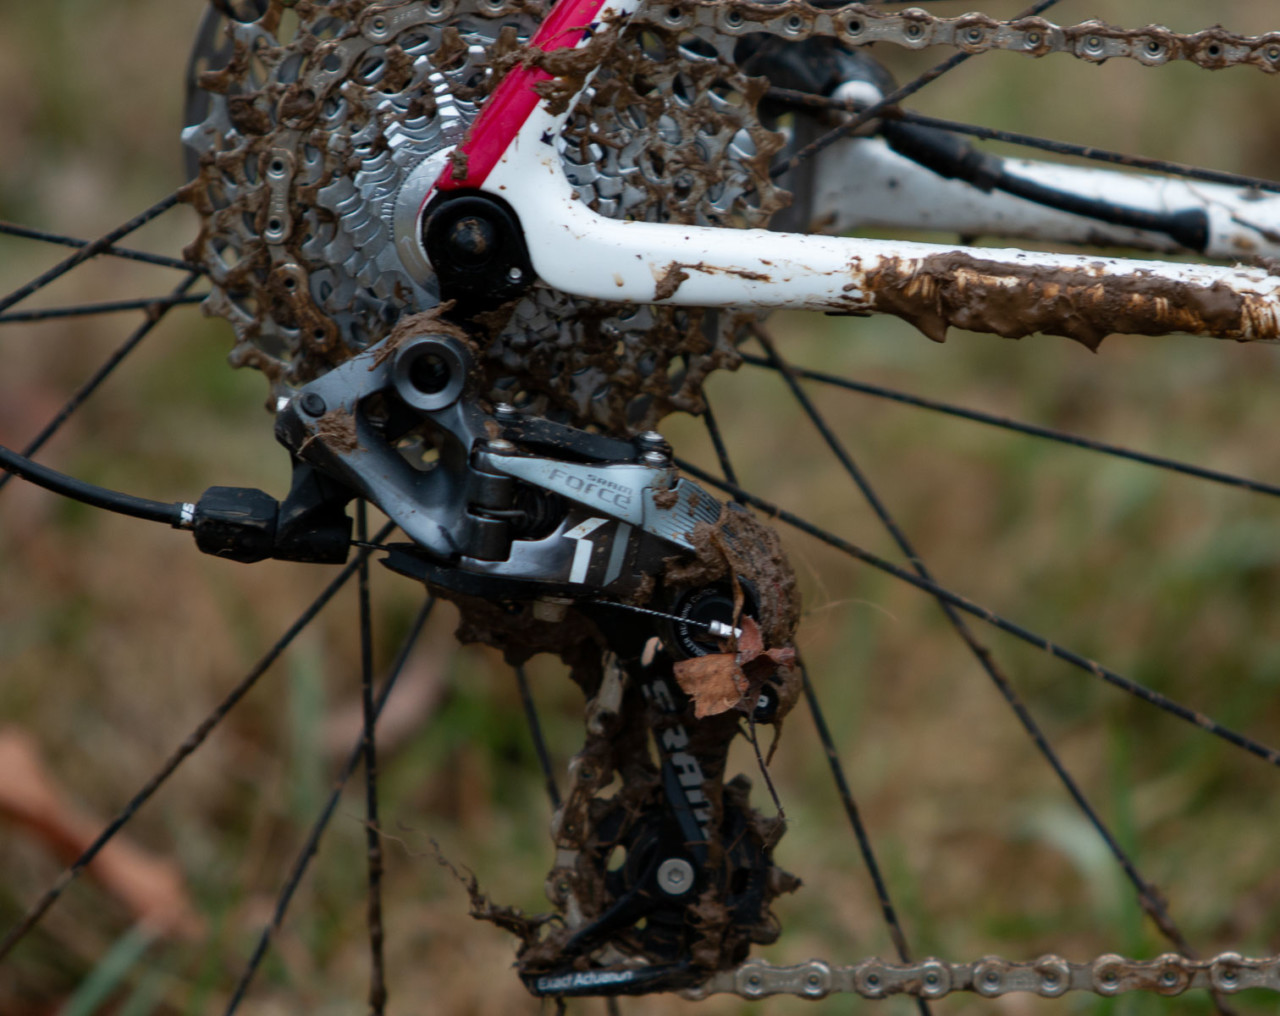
[446, 215, 497, 267]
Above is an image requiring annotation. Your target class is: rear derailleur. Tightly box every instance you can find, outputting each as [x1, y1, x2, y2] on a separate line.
[186, 315, 803, 994]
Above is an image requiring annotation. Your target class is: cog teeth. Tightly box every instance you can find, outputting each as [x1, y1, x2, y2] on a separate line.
[188, 0, 768, 431]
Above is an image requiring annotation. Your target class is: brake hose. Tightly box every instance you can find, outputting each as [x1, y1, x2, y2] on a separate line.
[879, 117, 1211, 253]
[0, 443, 189, 527]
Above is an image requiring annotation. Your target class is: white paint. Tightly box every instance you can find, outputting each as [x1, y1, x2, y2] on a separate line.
[563, 516, 607, 583]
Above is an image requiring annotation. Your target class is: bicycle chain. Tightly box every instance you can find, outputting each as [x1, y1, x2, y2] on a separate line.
[633, 2, 1280, 74]
[689, 951, 1280, 1001]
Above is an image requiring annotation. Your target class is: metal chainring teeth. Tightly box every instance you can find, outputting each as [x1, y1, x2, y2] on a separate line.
[182, 0, 791, 432]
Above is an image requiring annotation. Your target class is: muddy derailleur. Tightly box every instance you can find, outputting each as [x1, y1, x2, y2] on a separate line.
[185, 317, 802, 994]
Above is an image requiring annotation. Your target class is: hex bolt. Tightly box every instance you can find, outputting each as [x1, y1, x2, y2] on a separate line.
[494, 402, 519, 422]
[507, 266, 524, 283]
[487, 438, 517, 454]
[637, 430, 667, 449]
[408, 351, 452, 395]
[300, 392, 327, 416]
[656, 857, 695, 897]
[446, 215, 496, 267]
[642, 449, 669, 468]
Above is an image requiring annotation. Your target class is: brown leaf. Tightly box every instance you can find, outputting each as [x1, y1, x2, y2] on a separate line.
[672, 617, 797, 719]
[673, 653, 748, 719]
[0, 728, 203, 939]
[735, 614, 764, 658]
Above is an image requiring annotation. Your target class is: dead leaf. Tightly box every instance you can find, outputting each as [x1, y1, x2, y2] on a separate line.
[674, 653, 749, 719]
[0, 727, 204, 939]
[672, 617, 796, 719]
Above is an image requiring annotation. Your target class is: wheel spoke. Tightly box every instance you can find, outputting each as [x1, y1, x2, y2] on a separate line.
[772, 0, 1067, 178]
[898, 108, 1280, 194]
[0, 191, 186, 315]
[0, 293, 206, 325]
[677, 456, 1280, 769]
[357, 503, 389, 1016]
[699, 406, 928, 1013]
[700, 399, 740, 491]
[751, 324, 1204, 959]
[223, 593, 436, 1016]
[0, 272, 201, 495]
[0, 526, 394, 965]
[514, 664, 562, 811]
[741, 352, 1280, 500]
[0, 220, 199, 274]
[799, 658, 928, 1015]
[765, 91, 1280, 195]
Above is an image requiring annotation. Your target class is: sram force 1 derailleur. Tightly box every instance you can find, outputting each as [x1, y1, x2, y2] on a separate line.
[186, 312, 803, 995]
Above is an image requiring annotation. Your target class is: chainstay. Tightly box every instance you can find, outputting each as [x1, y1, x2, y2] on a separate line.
[632, 2, 1280, 73]
[688, 952, 1280, 1000]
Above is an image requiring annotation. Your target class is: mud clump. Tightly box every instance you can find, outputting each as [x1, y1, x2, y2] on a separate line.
[862, 251, 1277, 348]
[665, 503, 800, 651]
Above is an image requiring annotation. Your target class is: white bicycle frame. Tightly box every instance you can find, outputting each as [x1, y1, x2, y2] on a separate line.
[424, 0, 1280, 342]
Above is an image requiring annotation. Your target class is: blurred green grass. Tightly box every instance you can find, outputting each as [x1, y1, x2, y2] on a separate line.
[2, 1, 1280, 1014]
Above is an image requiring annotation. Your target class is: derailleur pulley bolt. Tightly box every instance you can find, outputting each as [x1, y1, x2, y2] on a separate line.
[300, 392, 327, 416]
[656, 857, 696, 897]
[494, 402, 519, 422]
[753, 684, 780, 723]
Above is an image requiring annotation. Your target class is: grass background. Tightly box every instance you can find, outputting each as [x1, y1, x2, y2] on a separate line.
[2, 0, 1280, 1013]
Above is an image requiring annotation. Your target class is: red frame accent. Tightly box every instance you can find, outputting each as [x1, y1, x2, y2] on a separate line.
[430, 0, 610, 195]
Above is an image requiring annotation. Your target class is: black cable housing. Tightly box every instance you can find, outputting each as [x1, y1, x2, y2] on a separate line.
[879, 118, 1211, 252]
[0, 444, 184, 526]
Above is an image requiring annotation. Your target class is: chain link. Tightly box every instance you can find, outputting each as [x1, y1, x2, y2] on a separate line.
[635, 2, 1280, 73]
[686, 952, 1280, 1000]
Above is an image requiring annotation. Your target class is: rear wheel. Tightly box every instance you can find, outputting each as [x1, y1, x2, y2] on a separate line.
[2, 1, 1280, 1013]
